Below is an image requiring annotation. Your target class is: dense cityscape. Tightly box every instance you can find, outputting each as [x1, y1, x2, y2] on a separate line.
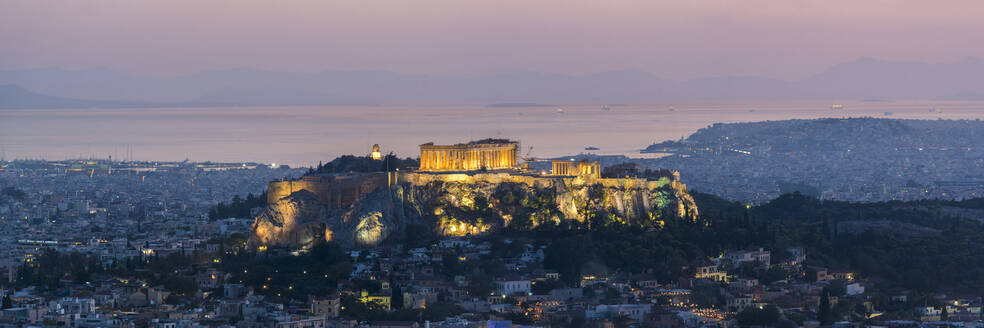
[641, 118, 984, 203]
[1, 128, 983, 328]
[5, 1, 984, 327]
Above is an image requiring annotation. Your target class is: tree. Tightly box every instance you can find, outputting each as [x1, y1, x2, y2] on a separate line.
[466, 274, 492, 297]
[531, 279, 565, 295]
[391, 284, 404, 309]
[161, 276, 198, 296]
[601, 162, 641, 178]
[421, 302, 465, 321]
[441, 253, 466, 277]
[828, 279, 847, 297]
[776, 319, 798, 328]
[339, 293, 385, 320]
[2, 187, 26, 201]
[818, 288, 835, 325]
[823, 216, 831, 241]
[403, 224, 434, 249]
[544, 235, 592, 285]
[759, 267, 789, 285]
[504, 312, 535, 325]
[209, 192, 267, 221]
[737, 305, 780, 327]
[1, 295, 12, 309]
[165, 294, 183, 306]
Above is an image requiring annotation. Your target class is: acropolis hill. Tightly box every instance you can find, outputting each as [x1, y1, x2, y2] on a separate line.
[249, 139, 698, 249]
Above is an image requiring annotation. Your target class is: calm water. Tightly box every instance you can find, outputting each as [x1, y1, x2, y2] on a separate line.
[2, 100, 983, 167]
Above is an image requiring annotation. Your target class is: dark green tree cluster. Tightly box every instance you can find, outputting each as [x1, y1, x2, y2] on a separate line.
[134, 251, 233, 296]
[218, 243, 352, 301]
[14, 251, 103, 290]
[1, 186, 27, 201]
[339, 294, 465, 322]
[208, 192, 267, 221]
[536, 218, 706, 286]
[818, 288, 835, 325]
[601, 162, 677, 180]
[519, 191, 984, 294]
[12, 240, 354, 305]
[737, 304, 781, 327]
[708, 192, 984, 293]
[310, 154, 418, 174]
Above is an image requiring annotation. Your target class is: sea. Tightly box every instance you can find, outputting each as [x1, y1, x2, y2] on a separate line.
[2, 100, 983, 167]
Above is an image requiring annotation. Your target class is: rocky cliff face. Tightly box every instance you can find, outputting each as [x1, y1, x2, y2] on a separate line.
[250, 190, 329, 249]
[249, 173, 699, 249]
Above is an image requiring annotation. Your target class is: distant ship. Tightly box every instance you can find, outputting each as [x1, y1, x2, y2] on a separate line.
[584, 146, 600, 151]
[883, 112, 893, 116]
[668, 106, 676, 112]
[830, 104, 844, 110]
[601, 105, 610, 111]
[557, 108, 564, 114]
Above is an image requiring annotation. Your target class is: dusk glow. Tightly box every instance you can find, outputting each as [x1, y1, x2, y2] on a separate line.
[3, 1, 984, 79]
[2, 2, 984, 326]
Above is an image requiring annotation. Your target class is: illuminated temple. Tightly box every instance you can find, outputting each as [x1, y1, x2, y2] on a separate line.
[252, 137, 700, 249]
[551, 159, 601, 178]
[418, 139, 519, 172]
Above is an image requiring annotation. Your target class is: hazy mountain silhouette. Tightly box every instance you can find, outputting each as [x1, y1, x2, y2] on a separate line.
[2, 57, 983, 108]
[0, 84, 171, 109]
[195, 87, 375, 106]
[792, 57, 984, 99]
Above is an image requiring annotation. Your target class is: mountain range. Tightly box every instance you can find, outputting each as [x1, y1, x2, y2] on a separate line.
[3, 57, 984, 109]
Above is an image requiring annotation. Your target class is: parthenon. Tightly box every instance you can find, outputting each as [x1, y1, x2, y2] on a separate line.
[419, 139, 519, 172]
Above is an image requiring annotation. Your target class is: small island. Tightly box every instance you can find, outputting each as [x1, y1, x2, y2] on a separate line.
[485, 103, 555, 108]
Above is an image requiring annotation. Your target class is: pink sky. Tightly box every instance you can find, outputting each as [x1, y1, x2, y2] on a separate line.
[2, 0, 983, 79]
